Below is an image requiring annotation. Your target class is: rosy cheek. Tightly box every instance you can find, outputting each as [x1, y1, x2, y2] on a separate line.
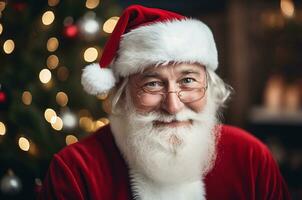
[188, 98, 207, 113]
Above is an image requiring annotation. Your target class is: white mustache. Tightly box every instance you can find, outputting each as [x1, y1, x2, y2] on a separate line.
[133, 108, 201, 124]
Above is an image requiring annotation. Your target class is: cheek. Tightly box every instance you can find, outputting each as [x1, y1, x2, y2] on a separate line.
[188, 96, 207, 113]
[129, 86, 154, 113]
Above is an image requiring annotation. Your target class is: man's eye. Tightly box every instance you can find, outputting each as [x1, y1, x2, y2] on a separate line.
[143, 81, 164, 90]
[181, 78, 196, 84]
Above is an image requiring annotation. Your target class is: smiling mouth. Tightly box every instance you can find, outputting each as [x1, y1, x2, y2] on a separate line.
[153, 120, 192, 127]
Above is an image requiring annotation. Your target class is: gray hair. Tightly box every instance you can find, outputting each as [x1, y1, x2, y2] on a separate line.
[109, 69, 233, 115]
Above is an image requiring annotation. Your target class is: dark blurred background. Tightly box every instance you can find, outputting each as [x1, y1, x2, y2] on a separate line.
[0, 0, 301, 199]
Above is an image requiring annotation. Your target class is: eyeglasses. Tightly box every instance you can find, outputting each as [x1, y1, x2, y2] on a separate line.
[136, 82, 208, 107]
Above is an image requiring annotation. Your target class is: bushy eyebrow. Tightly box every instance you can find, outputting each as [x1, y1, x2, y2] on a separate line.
[140, 69, 201, 80]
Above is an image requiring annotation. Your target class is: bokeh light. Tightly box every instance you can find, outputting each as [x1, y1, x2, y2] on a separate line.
[0, 2, 6, 12]
[42, 11, 55, 26]
[65, 135, 78, 145]
[103, 17, 119, 33]
[84, 47, 98, 62]
[22, 91, 32, 105]
[280, 0, 295, 18]
[0, 121, 6, 136]
[46, 54, 59, 69]
[56, 92, 68, 107]
[47, 37, 59, 52]
[0, 24, 3, 35]
[48, 0, 60, 7]
[86, 0, 100, 9]
[3, 39, 15, 54]
[18, 137, 30, 151]
[79, 117, 94, 132]
[51, 116, 63, 131]
[44, 108, 57, 123]
[39, 69, 52, 84]
[62, 111, 77, 129]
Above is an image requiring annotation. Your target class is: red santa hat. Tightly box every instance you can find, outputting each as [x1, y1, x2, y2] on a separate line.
[81, 5, 218, 95]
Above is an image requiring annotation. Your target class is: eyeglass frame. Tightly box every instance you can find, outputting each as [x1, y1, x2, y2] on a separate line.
[135, 71, 209, 105]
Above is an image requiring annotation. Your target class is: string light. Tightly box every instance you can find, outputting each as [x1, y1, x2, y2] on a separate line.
[18, 137, 30, 151]
[51, 116, 63, 131]
[3, 39, 15, 54]
[103, 17, 119, 33]
[48, 0, 60, 7]
[99, 117, 109, 125]
[0, 1, 6, 12]
[79, 117, 94, 132]
[57, 66, 69, 81]
[39, 69, 52, 84]
[84, 47, 98, 62]
[42, 11, 55, 26]
[94, 120, 105, 130]
[0, 121, 6, 136]
[280, 0, 295, 18]
[56, 91, 68, 107]
[65, 135, 78, 145]
[86, 0, 100, 9]
[47, 37, 59, 52]
[44, 108, 57, 123]
[22, 91, 32, 105]
[46, 54, 59, 69]
[0, 24, 3, 35]
[62, 111, 77, 129]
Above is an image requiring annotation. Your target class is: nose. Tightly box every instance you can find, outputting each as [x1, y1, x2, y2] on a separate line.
[162, 91, 184, 115]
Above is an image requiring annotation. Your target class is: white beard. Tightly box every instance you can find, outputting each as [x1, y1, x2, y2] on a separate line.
[109, 90, 219, 200]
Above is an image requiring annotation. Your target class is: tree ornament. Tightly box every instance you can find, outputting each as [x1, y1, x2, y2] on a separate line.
[0, 84, 10, 111]
[63, 24, 78, 39]
[0, 169, 22, 195]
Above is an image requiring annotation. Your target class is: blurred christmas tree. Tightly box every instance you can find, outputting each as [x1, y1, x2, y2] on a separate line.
[0, 0, 121, 199]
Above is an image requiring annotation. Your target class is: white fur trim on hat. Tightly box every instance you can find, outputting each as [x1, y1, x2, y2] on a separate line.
[113, 18, 218, 77]
[81, 63, 116, 95]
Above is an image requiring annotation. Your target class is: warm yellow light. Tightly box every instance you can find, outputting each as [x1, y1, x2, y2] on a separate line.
[18, 137, 30, 151]
[99, 117, 109, 125]
[56, 91, 68, 107]
[42, 11, 55, 26]
[44, 108, 57, 123]
[0, 24, 3, 35]
[84, 47, 98, 62]
[86, 0, 100, 9]
[22, 91, 32, 105]
[103, 17, 119, 33]
[48, 0, 60, 7]
[39, 69, 52, 84]
[47, 37, 59, 52]
[94, 120, 105, 131]
[281, 0, 295, 18]
[79, 117, 94, 132]
[65, 135, 78, 145]
[0, 2, 6, 12]
[46, 54, 59, 69]
[3, 39, 15, 54]
[57, 66, 69, 81]
[51, 116, 63, 131]
[0, 122, 6, 136]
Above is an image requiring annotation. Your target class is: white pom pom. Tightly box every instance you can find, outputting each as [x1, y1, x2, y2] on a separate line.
[81, 63, 116, 95]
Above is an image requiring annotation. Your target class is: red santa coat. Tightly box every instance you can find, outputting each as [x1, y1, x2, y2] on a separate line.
[38, 125, 290, 199]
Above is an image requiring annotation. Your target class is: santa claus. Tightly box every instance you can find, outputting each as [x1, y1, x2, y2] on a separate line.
[38, 5, 290, 200]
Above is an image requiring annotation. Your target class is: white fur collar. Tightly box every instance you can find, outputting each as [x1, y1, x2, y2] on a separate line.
[130, 170, 205, 200]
